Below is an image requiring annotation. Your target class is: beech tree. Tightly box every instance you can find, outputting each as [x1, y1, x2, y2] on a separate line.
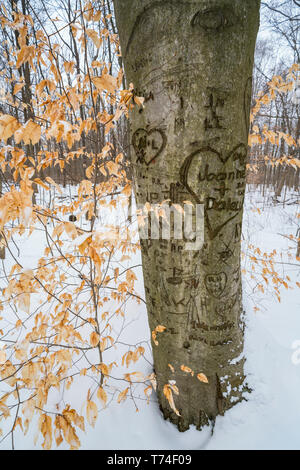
[113, 0, 261, 430]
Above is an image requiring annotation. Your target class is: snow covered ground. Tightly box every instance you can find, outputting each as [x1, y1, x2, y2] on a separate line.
[0, 185, 299, 450]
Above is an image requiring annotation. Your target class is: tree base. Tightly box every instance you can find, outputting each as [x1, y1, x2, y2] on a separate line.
[160, 403, 210, 432]
[159, 381, 252, 433]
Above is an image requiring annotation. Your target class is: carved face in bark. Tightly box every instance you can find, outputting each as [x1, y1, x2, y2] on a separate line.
[205, 272, 227, 298]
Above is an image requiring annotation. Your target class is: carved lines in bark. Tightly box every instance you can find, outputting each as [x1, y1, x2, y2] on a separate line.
[124, 0, 201, 57]
[133, 142, 246, 241]
[125, 1, 240, 58]
[217, 239, 234, 265]
[179, 144, 246, 240]
[180, 144, 247, 178]
[186, 291, 239, 343]
[132, 128, 167, 165]
[204, 88, 228, 131]
[204, 272, 227, 298]
[159, 265, 239, 327]
[191, 6, 238, 31]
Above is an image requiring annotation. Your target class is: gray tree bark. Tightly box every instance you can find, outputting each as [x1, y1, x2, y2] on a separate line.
[0, 180, 4, 259]
[113, 0, 260, 431]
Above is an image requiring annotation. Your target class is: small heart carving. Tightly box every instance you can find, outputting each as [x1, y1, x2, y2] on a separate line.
[205, 272, 227, 298]
[132, 128, 167, 166]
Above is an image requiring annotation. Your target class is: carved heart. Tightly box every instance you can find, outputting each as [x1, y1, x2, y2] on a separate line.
[180, 145, 245, 240]
[205, 272, 227, 298]
[219, 143, 247, 166]
[180, 144, 247, 175]
[132, 128, 166, 166]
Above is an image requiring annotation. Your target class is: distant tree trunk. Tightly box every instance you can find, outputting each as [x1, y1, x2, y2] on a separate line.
[275, 166, 286, 199]
[0, 180, 4, 259]
[295, 168, 300, 191]
[297, 239, 300, 260]
[114, 0, 260, 430]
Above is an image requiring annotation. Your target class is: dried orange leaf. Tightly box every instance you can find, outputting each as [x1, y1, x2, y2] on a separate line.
[97, 387, 107, 407]
[152, 325, 166, 346]
[197, 373, 209, 384]
[86, 400, 98, 427]
[163, 384, 180, 416]
[181, 365, 194, 376]
[117, 387, 129, 404]
[90, 331, 100, 348]
[93, 74, 117, 94]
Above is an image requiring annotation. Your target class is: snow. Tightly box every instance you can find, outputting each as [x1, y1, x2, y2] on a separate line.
[0, 185, 299, 450]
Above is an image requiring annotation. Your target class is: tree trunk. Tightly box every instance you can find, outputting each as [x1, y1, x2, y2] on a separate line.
[113, 0, 260, 431]
[0, 179, 4, 259]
